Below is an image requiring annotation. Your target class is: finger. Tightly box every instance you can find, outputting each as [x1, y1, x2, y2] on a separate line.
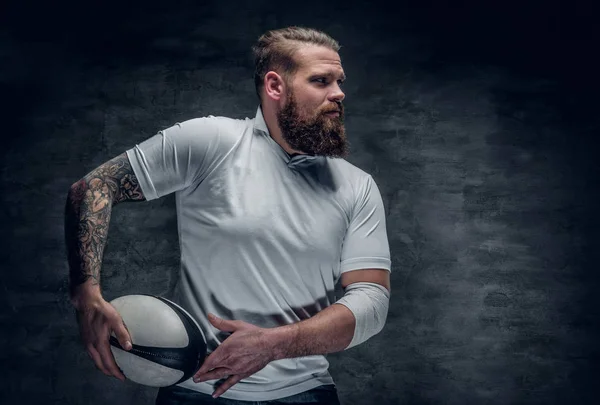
[193, 367, 231, 383]
[112, 318, 132, 351]
[207, 313, 238, 332]
[196, 348, 232, 377]
[87, 345, 110, 376]
[212, 375, 244, 398]
[194, 363, 215, 379]
[195, 351, 221, 376]
[97, 335, 126, 381]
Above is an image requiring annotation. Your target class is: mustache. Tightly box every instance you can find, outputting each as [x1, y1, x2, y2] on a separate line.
[323, 105, 344, 113]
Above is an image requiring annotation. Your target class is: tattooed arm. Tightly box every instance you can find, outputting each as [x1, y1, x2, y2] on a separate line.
[64, 152, 146, 380]
[65, 152, 146, 306]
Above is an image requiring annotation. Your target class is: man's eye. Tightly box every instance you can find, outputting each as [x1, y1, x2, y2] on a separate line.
[313, 78, 344, 86]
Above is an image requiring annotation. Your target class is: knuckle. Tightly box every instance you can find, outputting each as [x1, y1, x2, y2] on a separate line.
[108, 312, 121, 323]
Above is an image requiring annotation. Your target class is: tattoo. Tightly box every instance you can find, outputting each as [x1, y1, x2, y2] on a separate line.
[65, 153, 146, 295]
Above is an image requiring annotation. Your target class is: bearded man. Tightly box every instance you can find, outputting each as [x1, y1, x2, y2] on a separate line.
[65, 26, 392, 405]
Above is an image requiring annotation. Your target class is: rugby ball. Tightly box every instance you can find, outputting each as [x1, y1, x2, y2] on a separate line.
[108, 294, 207, 387]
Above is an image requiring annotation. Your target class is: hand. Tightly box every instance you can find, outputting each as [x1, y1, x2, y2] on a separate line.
[193, 313, 277, 398]
[74, 294, 132, 381]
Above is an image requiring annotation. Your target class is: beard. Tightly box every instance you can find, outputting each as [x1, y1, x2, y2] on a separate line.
[276, 90, 350, 159]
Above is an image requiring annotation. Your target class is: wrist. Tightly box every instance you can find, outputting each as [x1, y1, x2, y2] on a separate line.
[266, 323, 299, 361]
[70, 281, 103, 310]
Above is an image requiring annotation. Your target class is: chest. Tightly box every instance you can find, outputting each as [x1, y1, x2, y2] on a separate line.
[191, 161, 350, 261]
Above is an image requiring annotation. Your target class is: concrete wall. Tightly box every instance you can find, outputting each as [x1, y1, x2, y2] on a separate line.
[1, 1, 598, 404]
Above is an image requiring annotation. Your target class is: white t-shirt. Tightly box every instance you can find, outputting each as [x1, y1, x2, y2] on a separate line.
[126, 105, 391, 401]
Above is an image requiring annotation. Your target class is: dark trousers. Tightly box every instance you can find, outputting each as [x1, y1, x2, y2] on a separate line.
[155, 384, 341, 405]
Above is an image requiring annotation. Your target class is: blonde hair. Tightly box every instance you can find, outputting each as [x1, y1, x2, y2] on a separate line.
[252, 26, 341, 100]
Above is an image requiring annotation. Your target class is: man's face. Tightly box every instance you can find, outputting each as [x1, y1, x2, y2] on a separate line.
[276, 45, 349, 159]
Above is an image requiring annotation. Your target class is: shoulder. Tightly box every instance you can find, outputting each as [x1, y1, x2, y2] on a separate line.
[169, 114, 251, 147]
[324, 157, 385, 207]
[325, 157, 374, 188]
[176, 114, 248, 134]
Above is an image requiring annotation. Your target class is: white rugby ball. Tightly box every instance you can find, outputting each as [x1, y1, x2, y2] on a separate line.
[108, 294, 207, 387]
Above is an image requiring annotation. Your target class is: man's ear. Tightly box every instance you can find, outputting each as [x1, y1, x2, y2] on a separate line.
[264, 71, 285, 101]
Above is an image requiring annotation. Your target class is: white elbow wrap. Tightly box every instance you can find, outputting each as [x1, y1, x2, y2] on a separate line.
[335, 282, 390, 349]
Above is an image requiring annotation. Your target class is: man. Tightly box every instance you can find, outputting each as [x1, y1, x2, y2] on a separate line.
[65, 26, 392, 405]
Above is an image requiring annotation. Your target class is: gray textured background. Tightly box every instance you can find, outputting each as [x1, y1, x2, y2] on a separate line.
[1, 0, 599, 404]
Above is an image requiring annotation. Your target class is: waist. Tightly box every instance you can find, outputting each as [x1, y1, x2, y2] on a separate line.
[176, 360, 335, 401]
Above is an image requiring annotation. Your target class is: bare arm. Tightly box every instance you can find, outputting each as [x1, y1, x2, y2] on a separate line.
[64, 152, 146, 305]
[272, 302, 356, 357]
[270, 268, 391, 358]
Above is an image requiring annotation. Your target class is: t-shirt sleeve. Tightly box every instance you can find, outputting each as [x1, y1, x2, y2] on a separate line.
[125, 117, 232, 200]
[340, 175, 392, 273]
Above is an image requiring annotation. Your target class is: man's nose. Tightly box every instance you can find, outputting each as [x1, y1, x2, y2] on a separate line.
[329, 84, 345, 103]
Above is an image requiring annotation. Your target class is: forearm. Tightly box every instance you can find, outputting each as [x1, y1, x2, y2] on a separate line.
[64, 178, 115, 304]
[65, 153, 146, 307]
[270, 303, 355, 360]
[268, 280, 391, 359]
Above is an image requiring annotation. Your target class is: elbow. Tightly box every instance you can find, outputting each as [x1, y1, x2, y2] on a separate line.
[337, 283, 390, 350]
[370, 307, 388, 338]
[375, 312, 388, 336]
[66, 179, 87, 203]
[69, 178, 86, 191]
